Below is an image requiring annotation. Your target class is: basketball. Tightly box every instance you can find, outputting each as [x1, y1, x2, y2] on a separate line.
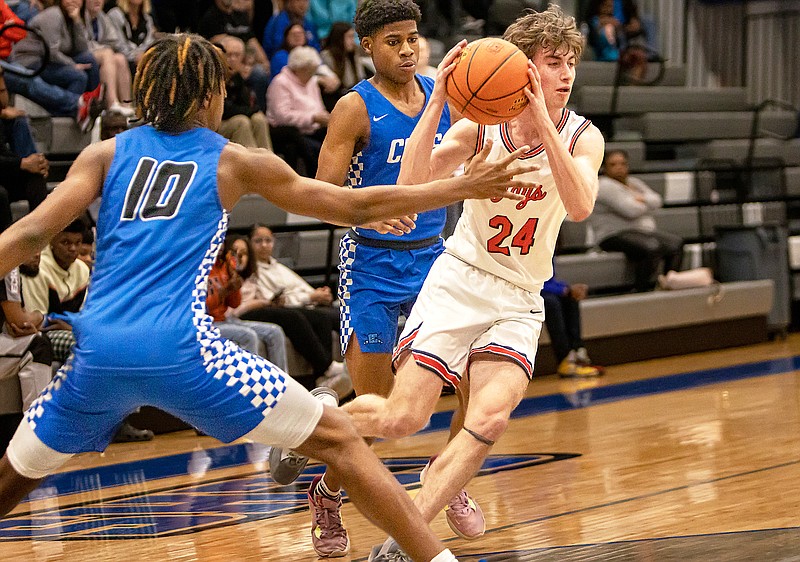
[445, 38, 530, 125]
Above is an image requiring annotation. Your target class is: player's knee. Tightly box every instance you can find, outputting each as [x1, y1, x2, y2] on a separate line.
[383, 408, 428, 440]
[312, 408, 363, 464]
[467, 410, 510, 444]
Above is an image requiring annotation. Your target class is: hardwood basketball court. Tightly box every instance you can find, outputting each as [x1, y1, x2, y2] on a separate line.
[2, 335, 800, 561]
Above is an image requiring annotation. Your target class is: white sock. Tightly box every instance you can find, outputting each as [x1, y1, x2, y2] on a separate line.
[430, 549, 457, 562]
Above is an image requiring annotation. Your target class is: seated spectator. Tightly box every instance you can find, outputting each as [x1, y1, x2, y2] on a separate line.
[308, 0, 356, 41]
[585, 0, 647, 81]
[83, 0, 134, 114]
[269, 21, 306, 81]
[320, 21, 368, 107]
[77, 225, 95, 268]
[233, 225, 352, 397]
[589, 149, 684, 293]
[542, 267, 602, 378]
[1, 14, 104, 133]
[609, 0, 658, 61]
[106, 0, 158, 76]
[199, 0, 270, 112]
[217, 34, 272, 151]
[0, 69, 48, 232]
[7, 0, 45, 23]
[0, 265, 53, 456]
[21, 218, 89, 357]
[262, 0, 320, 59]
[207, 234, 288, 371]
[19, 224, 153, 442]
[11, 0, 102, 103]
[266, 45, 329, 176]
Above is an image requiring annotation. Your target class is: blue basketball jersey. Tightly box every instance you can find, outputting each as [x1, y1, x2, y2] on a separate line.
[73, 125, 229, 371]
[348, 75, 450, 242]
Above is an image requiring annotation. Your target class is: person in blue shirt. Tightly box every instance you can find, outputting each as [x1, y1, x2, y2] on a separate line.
[261, 0, 320, 59]
[267, 0, 483, 557]
[542, 265, 602, 378]
[0, 32, 533, 562]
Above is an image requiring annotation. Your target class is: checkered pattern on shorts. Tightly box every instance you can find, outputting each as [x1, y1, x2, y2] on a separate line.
[337, 233, 357, 355]
[25, 355, 72, 430]
[191, 214, 287, 414]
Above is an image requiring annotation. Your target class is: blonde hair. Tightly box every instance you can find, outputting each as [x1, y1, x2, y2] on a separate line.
[115, 0, 151, 14]
[503, 3, 583, 61]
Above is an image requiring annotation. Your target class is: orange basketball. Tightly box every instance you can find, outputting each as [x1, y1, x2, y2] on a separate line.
[445, 38, 530, 125]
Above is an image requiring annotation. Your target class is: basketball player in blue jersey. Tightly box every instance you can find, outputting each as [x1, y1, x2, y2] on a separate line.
[0, 34, 538, 562]
[342, 6, 607, 560]
[266, 0, 481, 556]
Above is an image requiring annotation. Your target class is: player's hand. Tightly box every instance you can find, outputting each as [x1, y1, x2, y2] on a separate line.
[569, 283, 589, 301]
[463, 139, 539, 200]
[521, 61, 552, 133]
[361, 215, 417, 235]
[432, 40, 466, 102]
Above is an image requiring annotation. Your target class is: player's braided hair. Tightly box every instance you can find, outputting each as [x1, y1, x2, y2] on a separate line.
[354, 0, 421, 39]
[133, 34, 226, 132]
[503, 3, 584, 61]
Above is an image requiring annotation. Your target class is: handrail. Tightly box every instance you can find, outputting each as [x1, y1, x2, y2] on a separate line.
[744, 98, 798, 193]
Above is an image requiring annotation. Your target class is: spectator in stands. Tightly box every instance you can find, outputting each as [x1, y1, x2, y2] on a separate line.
[217, 34, 272, 151]
[608, 0, 658, 60]
[308, 0, 356, 41]
[106, 0, 158, 75]
[0, 264, 53, 457]
[77, 225, 94, 268]
[7, 0, 46, 23]
[320, 21, 369, 106]
[233, 225, 352, 397]
[261, 0, 320, 59]
[585, 0, 647, 81]
[0, 11, 104, 133]
[207, 234, 288, 371]
[269, 21, 307, 81]
[590, 149, 684, 293]
[0, 69, 48, 232]
[83, 0, 134, 114]
[266, 45, 330, 176]
[199, 0, 270, 112]
[485, 0, 542, 36]
[19, 226, 154, 442]
[11, 0, 102, 101]
[542, 268, 602, 378]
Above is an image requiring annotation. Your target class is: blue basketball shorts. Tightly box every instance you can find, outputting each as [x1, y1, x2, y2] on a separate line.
[338, 232, 443, 355]
[14, 338, 321, 457]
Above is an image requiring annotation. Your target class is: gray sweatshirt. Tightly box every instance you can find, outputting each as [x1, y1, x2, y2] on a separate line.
[11, 6, 89, 68]
[589, 175, 664, 243]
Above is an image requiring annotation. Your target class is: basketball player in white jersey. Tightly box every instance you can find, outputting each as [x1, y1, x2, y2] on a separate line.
[342, 5, 606, 558]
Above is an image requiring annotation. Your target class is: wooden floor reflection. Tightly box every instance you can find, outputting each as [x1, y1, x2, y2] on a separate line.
[4, 335, 800, 561]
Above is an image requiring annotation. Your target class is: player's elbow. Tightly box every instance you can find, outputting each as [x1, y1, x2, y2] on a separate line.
[566, 201, 594, 222]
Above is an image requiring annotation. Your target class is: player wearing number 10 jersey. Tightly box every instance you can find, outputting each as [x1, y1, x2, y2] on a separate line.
[342, 6, 605, 558]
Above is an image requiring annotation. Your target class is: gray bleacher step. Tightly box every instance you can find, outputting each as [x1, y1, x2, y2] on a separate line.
[574, 86, 749, 114]
[786, 138, 800, 166]
[692, 138, 788, 164]
[573, 62, 686, 88]
[616, 110, 798, 142]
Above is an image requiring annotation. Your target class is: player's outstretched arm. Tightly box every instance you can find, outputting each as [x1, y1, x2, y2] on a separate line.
[0, 141, 112, 279]
[219, 142, 534, 227]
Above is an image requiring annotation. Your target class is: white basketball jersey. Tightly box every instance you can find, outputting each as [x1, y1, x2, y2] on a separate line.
[445, 109, 592, 293]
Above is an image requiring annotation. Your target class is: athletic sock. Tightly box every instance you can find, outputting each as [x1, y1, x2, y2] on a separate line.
[315, 474, 341, 501]
[430, 549, 457, 562]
